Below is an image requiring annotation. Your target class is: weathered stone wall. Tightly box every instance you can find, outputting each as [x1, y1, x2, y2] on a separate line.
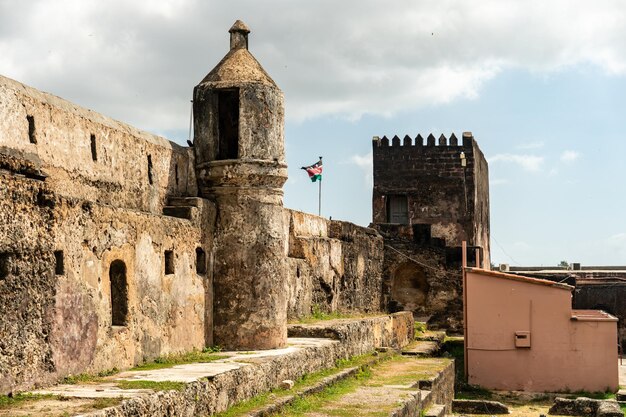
[377, 224, 467, 332]
[83, 313, 414, 417]
[372, 132, 490, 265]
[285, 209, 385, 318]
[574, 279, 626, 347]
[0, 75, 214, 394]
[0, 75, 196, 214]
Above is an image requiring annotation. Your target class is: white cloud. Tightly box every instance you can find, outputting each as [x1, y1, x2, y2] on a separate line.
[516, 141, 544, 150]
[560, 150, 581, 163]
[607, 233, 626, 258]
[490, 178, 510, 186]
[488, 153, 544, 172]
[349, 151, 373, 187]
[2, 0, 626, 132]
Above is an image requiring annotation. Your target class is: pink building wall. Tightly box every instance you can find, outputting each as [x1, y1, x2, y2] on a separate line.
[465, 268, 618, 392]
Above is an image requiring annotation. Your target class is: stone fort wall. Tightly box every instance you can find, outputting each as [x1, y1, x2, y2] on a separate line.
[372, 133, 490, 263]
[0, 74, 386, 394]
[0, 74, 215, 394]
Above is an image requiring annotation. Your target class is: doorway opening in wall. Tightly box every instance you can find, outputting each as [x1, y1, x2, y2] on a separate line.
[391, 262, 429, 312]
[216, 89, 239, 160]
[27, 115, 36, 144]
[90, 134, 97, 161]
[110, 260, 128, 326]
[386, 195, 408, 224]
[0, 252, 10, 280]
[196, 248, 207, 275]
[54, 250, 64, 275]
[164, 250, 175, 275]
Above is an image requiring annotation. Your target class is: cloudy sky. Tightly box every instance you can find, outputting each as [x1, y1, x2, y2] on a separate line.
[2, 0, 626, 266]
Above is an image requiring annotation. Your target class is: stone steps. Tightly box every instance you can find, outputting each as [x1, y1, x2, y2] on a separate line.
[162, 197, 203, 220]
[402, 340, 440, 357]
[424, 403, 446, 417]
[617, 389, 626, 402]
[252, 356, 454, 417]
[162, 205, 194, 220]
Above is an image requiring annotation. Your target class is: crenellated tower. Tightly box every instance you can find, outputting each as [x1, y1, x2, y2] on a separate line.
[372, 132, 490, 264]
[193, 20, 288, 350]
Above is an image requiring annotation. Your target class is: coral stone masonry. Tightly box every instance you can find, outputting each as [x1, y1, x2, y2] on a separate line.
[193, 20, 289, 350]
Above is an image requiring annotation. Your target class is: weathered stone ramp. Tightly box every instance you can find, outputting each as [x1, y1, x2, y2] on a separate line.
[1, 313, 415, 417]
[268, 356, 454, 417]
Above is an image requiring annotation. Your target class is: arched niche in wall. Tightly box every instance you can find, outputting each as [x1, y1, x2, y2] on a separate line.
[390, 262, 430, 312]
[110, 260, 128, 326]
[196, 247, 207, 275]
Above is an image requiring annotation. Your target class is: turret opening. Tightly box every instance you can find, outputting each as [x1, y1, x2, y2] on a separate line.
[217, 88, 239, 160]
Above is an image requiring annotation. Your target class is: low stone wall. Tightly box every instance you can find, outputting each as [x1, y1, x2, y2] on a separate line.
[420, 359, 455, 413]
[83, 313, 414, 416]
[288, 312, 414, 350]
[285, 209, 385, 318]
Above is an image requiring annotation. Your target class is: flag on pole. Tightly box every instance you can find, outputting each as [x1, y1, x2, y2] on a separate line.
[301, 158, 323, 182]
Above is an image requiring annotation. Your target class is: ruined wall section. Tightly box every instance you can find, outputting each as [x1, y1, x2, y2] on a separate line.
[0, 170, 215, 395]
[0, 75, 196, 214]
[285, 210, 384, 318]
[472, 140, 490, 263]
[372, 133, 490, 265]
[0, 75, 215, 394]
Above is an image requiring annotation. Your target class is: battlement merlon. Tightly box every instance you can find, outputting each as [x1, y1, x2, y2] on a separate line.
[372, 132, 477, 148]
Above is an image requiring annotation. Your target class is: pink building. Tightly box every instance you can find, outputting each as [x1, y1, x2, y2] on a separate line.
[464, 268, 619, 392]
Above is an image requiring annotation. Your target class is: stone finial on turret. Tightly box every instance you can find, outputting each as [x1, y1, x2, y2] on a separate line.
[229, 20, 251, 50]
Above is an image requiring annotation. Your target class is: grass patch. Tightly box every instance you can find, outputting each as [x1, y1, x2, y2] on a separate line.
[62, 368, 119, 384]
[115, 380, 186, 392]
[215, 352, 388, 417]
[86, 397, 124, 410]
[291, 305, 385, 324]
[276, 367, 373, 416]
[561, 390, 615, 400]
[414, 321, 426, 338]
[0, 393, 57, 409]
[130, 350, 229, 371]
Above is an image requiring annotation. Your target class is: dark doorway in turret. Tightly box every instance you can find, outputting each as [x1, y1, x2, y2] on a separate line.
[110, 260, 128, 326]
[217, 89, 239, 160]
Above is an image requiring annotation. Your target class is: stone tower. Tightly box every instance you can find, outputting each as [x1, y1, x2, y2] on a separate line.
[372, 132, 490, 264]
[193, 20, 288, 350]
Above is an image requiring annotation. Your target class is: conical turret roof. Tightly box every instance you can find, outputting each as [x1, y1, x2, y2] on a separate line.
[198, 20, 277, 87]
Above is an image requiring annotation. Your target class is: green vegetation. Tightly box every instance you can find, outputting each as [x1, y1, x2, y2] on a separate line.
[62, 367, 119, 384]
[130, 350, 229, 371]
[562, 390, 615, 400]
[275, 367, 374, 416]
[0, 393, 57, 409]
[414, 321, 426, 338]
[61, 349, 228, 386]
[115, 380, 186, 391]
[87, 397, 124, 410]
[215, 352, 386, 417]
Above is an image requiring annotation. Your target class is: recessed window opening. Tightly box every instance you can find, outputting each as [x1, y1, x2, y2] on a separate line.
[174, 163, 179, 186]
[54, 250, 64, 275]
[195, 248, 206, 275]
[216, 89, 239, 160]
[147, 155, 154, 185]
[164, 250, 174, 275]
[110, 260, 128, 326]
[27, 115, 36, 144]
[90, 134, 98, 161]
[0, 253, 10, 280]
[386, 195, 408, 224]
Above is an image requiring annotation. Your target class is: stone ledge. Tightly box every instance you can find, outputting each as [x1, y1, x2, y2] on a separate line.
[25, 314, 414, 417]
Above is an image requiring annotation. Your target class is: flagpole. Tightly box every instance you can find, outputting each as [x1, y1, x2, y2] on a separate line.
[318, 156, 322, 216]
